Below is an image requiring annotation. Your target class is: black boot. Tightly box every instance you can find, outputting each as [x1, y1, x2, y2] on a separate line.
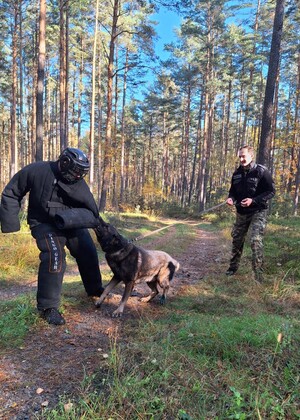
[41, 308, 66, 325]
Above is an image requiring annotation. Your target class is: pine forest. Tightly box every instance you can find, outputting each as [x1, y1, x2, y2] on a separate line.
[0, 0, 299, 214]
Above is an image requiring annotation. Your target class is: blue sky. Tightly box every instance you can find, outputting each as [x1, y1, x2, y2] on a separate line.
[136, 2, 255, 96]
[152, 8, 181, 60]
[152, 1, 256, 58]
[132, 8, 181, 97]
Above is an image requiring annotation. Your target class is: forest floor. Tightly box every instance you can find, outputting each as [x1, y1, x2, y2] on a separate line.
[0, 222, 228, 419]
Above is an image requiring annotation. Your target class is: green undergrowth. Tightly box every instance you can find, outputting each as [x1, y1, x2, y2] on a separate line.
[42, 300, 300, 419]
[0, 229, 39, 280]
[1, 214, 300, 418]
[0, 294, 38, 350]
[41, 215, 300, 419]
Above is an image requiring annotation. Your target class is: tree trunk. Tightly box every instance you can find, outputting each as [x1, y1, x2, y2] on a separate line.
[36, 0, 46, 161]
[293, 52, 300, 215]
[120, 48, 129, 203]
[99, 0, 119, 212]
[19, 0, 26, 167]
[10, 2, 19, 177]
[198, 39, 213, 211]
[242, 0, 261, 146]
[89, 0, 100, 192]
[223, 77, 232, 180]
[65, 2, 69, 145]
[188, 93, 203, 206]
[163, 111, 170, 198]
[59, 0, 67, 151]
[180, 81, 191, 207]
[96, 35, 103, 204]
[77, 35, 84, 146]
[257, 0, 285, 166]
[270, 64, 280, 175]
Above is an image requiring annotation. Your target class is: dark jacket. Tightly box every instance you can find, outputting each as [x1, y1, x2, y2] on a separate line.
[0, 161, 99, 233]
[228, 162, 275, 215]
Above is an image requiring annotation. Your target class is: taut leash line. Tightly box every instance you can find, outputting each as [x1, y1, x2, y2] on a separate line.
[1, 202, 227, 240]
[133, 201, 227, 242]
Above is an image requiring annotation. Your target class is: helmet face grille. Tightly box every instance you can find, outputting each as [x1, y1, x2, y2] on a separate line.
[58, 148, 89, 183]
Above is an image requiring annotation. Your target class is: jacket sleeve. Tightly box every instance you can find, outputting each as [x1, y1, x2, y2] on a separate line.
[252, 169, 275, 206]
[228, 175, 237, 201]
[0, 167, 31, 233]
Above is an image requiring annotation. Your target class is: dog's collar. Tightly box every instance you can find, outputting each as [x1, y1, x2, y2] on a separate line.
[106, 242, 134, 261]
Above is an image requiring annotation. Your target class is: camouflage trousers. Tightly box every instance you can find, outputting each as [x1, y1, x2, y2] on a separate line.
[229, 210, 268, 272]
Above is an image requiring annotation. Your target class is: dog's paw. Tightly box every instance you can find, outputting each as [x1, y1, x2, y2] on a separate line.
[94, 300, 103, 308]
[90, 296, 102, 307]
[140, 296, 151, 303]
[111, 310, 123, 318]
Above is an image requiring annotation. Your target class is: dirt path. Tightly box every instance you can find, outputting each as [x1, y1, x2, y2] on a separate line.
[0, 225, 227, 419]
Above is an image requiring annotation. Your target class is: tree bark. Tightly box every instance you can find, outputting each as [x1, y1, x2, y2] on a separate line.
[19, 0, 26, 167]
[120, 48, 129, 203]
[36, 0, 46, 161]
[180, 80, 191, 207]
[293, 52, 300, 215]
[257, 0, 285, 166]
[77, 34, 84, 146]
[10, 1, 19, 177]
[59, 0, 67, 151]
[188, 93, 203, 206]
[89, 0, 100, 192]
[99, 0, 119, 211]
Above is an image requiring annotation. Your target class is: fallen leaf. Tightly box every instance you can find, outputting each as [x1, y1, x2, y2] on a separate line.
[36, 387, 44, 394]
[277, 332, 283, 343]
[64, 402, 73, 412]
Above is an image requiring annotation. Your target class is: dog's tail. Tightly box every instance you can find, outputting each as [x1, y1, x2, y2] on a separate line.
[168, 260, 180, 281]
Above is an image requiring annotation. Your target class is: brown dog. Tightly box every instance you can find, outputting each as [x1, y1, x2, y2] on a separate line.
[94, 222, 180, 317]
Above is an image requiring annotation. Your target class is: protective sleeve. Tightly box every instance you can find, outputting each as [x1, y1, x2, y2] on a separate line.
[54, 208, 102, 230]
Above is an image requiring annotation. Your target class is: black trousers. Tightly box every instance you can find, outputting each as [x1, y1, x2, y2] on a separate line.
[31, 223, 103, 311]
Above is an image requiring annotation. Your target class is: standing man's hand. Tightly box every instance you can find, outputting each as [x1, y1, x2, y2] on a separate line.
[226, 198, 234, 206]
[241, 198, 253, 207]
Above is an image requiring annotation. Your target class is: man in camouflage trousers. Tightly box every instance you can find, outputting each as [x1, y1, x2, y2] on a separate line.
[226, 145, 275, 283]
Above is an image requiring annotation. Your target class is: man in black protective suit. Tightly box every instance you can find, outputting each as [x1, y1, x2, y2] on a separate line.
[0, 148, 104, 325]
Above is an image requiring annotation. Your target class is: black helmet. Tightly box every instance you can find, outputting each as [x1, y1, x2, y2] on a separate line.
[58, 147, 90, 183]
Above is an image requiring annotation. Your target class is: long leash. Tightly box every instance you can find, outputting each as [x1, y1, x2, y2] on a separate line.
[1, 201, 227, 240]
[133, 201, 227, 242]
